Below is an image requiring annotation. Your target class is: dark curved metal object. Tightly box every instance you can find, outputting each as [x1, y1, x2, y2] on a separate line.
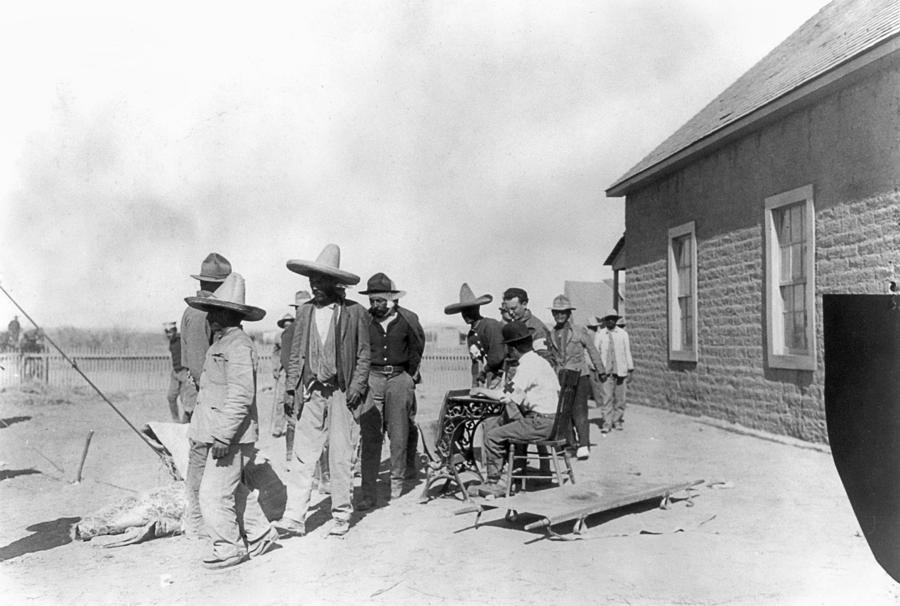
[824, 294, 900, 583]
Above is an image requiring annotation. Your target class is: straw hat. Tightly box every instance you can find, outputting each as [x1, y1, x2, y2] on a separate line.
[289, 290, 312, 307]
[277, 313, 295, 328]
[190, 252, 232, 282]
[616, 317, 627, 327]
[359, 272, 406, 300]
[444, 283, 493, 315]
[286, 244, 360, 285]
[549, 294, 576, 311]
[184, 272, 266, 321]
[600, 308, 621, 321]
[163, 321, 177, 331]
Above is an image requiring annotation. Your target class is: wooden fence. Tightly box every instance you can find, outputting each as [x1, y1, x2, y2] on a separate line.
[0, 348, 472, 396]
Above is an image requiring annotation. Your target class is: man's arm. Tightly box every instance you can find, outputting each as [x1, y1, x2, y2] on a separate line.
[347, 304, 371, 405]
[482, 321, 506, 375]
[581, 327, 603, 372]
[399, 307, 425, 377]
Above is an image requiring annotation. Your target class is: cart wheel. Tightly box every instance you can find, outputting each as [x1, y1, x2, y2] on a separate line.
[505, 510, 518, 522]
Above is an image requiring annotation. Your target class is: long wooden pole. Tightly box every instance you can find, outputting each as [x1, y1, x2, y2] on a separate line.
[0, 283, 164, 462]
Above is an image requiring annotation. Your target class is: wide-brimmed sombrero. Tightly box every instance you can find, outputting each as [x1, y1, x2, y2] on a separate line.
[444, 283, 493, 315]
[184, 272, 266, 322]
[286, 244, 360, 285]
[190, 252, 232, 282]
[359, 272, 406, 300]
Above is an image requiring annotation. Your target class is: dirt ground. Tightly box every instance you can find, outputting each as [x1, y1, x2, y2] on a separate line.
[1, 378, 898, 606]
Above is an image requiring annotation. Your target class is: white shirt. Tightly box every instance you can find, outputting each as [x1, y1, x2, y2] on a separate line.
[313, 303, 337, 343]
[598, 327, 634, 377]
[506, 350, 560, 415]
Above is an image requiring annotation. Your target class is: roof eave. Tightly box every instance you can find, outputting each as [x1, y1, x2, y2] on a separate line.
[605, 36, 900, 199]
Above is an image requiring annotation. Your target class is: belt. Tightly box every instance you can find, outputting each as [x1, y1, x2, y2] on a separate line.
[529, 412, 556, 419]
[371, 365, 406, 376]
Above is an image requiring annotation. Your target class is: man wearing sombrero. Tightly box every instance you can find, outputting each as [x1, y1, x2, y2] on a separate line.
[548, 294, 603, 460]
[277, 244, 370, 538]
[357, 272, 426, 510]
[444, 283, 506, 389]
[180, 252, 232, 539]
[185, 272, 278, 569]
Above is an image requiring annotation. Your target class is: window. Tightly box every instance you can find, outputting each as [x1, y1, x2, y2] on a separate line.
[765, 185, 816, 370]
[668, 221, 698, 362]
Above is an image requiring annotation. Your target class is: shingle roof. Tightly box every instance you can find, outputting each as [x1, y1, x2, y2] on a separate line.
[607, 0, 900, 196]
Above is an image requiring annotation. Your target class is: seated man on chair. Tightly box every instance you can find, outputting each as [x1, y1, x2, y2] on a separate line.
[471, 321, 560, 493]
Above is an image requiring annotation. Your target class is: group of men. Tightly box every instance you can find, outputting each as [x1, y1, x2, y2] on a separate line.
[163, 245, 633, 569]
[444, 283, 633, 481]
[165, 246, 426, 569]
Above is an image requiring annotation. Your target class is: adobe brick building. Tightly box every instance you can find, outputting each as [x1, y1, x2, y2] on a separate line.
[606, 0, 900, 442]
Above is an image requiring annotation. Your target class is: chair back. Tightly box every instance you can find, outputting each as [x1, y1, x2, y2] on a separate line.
[550, 369, 580, 444]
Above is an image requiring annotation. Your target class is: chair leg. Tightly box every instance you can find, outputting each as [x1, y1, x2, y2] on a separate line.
[551, 449, 564, 485]
[562, 450, 575, 484]
[504, 448, 515, 497]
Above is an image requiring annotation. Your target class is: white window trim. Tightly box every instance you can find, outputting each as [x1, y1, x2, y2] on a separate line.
[668, 221, 698, 362]
[764, 184, 816, 371]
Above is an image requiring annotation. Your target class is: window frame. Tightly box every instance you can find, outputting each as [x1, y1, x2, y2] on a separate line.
[764, 184, 816, 371]
[667, 221, 698, 362]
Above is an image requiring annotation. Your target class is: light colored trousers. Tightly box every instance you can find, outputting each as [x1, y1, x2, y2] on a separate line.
[602, 375, 628, 427]
[283, 383, 357, 524]
[198, 443, 272, 559]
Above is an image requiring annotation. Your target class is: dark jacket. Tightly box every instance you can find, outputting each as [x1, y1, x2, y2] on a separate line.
[287, 297, 371, 400]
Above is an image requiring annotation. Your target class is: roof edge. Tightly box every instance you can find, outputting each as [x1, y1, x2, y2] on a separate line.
[605, 35, 900, 198]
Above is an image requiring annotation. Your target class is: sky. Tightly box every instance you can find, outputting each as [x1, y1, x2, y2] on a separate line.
[0, 0, 832, 331]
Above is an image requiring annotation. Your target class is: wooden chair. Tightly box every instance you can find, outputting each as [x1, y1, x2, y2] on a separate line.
[503, 369, 580, 497]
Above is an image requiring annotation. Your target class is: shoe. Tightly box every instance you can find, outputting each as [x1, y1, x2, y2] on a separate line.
[601, 428, 610, 435]
[356, 495, 376, 511]
[390, 479, 404, 499]
[272, 518, 306, 538]
[247, 527, 279, 558]
[614, 423, 624, 431]
[202, 551, 248, 570]
[329, 519, 350, 536]
[480, 481, 507, 498]
[576, 446, 590, 460]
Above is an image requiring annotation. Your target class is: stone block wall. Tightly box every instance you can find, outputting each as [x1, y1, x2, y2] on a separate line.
[622, 62, 900, 443]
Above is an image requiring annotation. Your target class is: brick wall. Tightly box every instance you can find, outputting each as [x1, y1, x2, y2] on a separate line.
[622, 62, 900, 443]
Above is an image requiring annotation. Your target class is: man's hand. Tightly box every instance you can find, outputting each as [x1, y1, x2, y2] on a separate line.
[211, 440, 229, 460]
[346, 390, 362, 409]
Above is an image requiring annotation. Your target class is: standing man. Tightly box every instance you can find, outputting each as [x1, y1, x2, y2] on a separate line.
[598, 309, 635, 434]
[357, 273, 425, 510]
[471, 321, 560, 494]
[271, 313, 295, 439]
[502, 288, 557, 369]
[444, 283, 505, 388]
[547, 295, 603, 460]
[185, 272, 278, 569]
[164, 321, 190, 422]
[277, 244, 370, 537]
[180, 252, 231, 538]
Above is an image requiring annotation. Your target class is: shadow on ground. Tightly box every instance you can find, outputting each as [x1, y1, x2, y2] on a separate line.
[0, 415, 31, 428]
[0, 468, 41, 482]
[0, 517, 81, 562]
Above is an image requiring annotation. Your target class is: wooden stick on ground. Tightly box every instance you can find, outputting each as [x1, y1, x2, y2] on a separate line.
[73, 430, 95, 484]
